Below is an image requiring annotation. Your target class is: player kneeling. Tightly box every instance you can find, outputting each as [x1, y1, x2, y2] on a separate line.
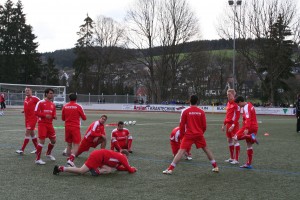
[53, 149, 137, 176]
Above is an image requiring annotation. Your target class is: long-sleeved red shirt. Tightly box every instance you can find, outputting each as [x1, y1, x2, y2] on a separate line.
[83, 120, 106, 142]
[62, 101, 86, 127]
[224, 100, 240, 126]
[242, 102, 258, 130]
[179, 105, 206, 137]
[35, 99, 56, 124]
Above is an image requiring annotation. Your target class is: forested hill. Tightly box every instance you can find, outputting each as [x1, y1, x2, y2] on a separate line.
[41, 39, 232, 69]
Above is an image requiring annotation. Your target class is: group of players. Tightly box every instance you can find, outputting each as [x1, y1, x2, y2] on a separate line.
[16, 87, 136, 176]
[16, 87, 259, 176]
[163, 89, 258, 174]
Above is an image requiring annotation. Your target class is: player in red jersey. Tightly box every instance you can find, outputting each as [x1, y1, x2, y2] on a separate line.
[75, 115, 108, 157]
[34, 88, 57, 165]
[16, 88, 40, 155]
[62, 93, 87, 167]
[221, 89, 241, 165]
[163, 95, 219, 174]
[0, 93, 6, 115]
[53, 149, 137, 175]
[234, 96, 259, 169]
[169, 126, 192, 160]
[110, 121, 133, 153]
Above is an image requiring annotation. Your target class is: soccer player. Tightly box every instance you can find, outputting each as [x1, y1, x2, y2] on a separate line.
[221, 89, 241, 164]
[34, 88, 57, 165]
[170, 126, 192, 160]
[296, 93, 300, 133]
[0, 92, 6, 115]
[234, 96, 259, 169]
[62, 93, 87, 167]
[53, 149, 137, 175]
[16, 88, 40, 155]
[75, 115, 108, 157]
[110, 121, 133, 153]
[163, 95, 219, 174]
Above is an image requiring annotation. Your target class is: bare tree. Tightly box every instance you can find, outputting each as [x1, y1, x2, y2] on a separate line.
[218, 0, 300, 104]
[125, 0, 200, 103]
[93, 15, 127, 94]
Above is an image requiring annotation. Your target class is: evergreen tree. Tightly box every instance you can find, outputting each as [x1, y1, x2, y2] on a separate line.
[0, 0, 41, 84]
[72, 14, 95, 92]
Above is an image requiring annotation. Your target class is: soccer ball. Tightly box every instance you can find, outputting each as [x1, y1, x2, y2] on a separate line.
[128, 121, 132, 125]
[132, 121, 136, 125]
[124, 121, 128, 125]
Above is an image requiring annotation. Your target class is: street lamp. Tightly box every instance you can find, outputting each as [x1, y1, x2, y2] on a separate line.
[228, 0, 242, 90]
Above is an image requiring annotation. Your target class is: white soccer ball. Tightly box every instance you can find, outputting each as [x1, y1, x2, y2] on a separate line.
[132, 121, 136, 125]
[128, 121, 132, 125]
[124, 121, 128, 125]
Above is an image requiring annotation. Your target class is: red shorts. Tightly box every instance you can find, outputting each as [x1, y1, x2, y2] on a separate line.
[118, 140, 128, 149]
[180, 134, 206, 149]
[78, 138, 103, 153]
[25, 120, 37, 131]
[38, 123, 56, 140]
[85, 151, 103, 170]
[170, 141, 180, 156]
[236, 127, 258, 143]
[65, 126, 81, 144]
[226, 124, 239, 138]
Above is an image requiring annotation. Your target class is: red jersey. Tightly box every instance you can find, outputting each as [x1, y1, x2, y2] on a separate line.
[86, 149, 133, 172]
[84, 120, 106, 142]
[242, 102, 258, 130]
[224, 100, 240, 126]
[35, 99, 56, 124]
[111, 128, 130, 141]
[170, 127, 181, 143]
[0, 94, 5, 102]
[179, 106, 206, 137]
[62, 101, 86, 127]
[24, 96, 40, 121]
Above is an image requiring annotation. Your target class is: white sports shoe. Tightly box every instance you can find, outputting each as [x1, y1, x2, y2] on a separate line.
[16, 149, 24, 155]
[35, 159, 46, 165]
[225, 158, 234, 163]
[162, 169, 173, 175]
[230, 160, 239, 165]
[46, 154, 56, 161]
[30, 149, 37, 154]
[185, 156, 193, 161]
[212, 167, 219, 173]
[62, 148, 68, 156]
[67, 160, 75, 167]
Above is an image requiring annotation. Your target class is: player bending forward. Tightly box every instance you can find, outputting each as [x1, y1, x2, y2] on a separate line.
[170, 126, 192, 160]
[53, 149, 137, 176]
[75, 115, 108, 158]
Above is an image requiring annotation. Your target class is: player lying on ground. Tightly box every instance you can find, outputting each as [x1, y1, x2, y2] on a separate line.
[53, 149, 137, 176]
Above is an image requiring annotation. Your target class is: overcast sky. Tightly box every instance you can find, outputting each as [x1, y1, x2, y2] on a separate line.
[1, 0, 297, 53]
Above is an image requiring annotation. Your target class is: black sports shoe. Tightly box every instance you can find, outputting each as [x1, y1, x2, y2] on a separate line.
[53, 165, 60, 175]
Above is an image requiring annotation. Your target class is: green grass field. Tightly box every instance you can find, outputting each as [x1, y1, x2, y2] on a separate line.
[1, 109, 300, 200]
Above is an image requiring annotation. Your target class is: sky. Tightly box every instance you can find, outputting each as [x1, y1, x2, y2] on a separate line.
[0, 0, 256, 52]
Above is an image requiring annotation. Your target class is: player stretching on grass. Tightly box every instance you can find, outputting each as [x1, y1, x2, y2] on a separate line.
[170, 126, 192, 160]
[53, 149, 137, 176]
[234, 96, 259, 169]
[62, 93, 87, 167]
[16, 88, 40, 155]
[75, 115, 108, 158]
[221, 89, 240, 165]
[163, 95, 219, 174]
[110, 121, 133, 153]
[34, 88, 57, 165]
